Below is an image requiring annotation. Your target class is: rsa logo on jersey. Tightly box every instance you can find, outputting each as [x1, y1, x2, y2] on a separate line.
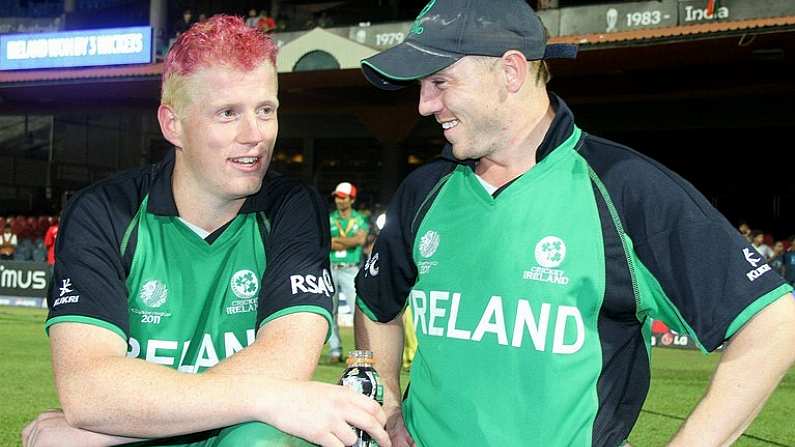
[0, 261, 50, 298]
[290, 268, 334, 297]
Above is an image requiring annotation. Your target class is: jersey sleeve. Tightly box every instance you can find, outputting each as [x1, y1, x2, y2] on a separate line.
[355, 181, 416, 322]
[256, 183, 334, 331]
[355, 160, 457, 323]
[45, 187, 132, 341]
[619, 155, 792, 352]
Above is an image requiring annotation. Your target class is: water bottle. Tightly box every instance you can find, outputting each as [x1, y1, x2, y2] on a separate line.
[338, 350, 383, 446]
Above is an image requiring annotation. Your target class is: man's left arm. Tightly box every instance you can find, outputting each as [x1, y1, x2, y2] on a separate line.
[612, 153, 795, 445]
[246, 181, 336, 378]
[210, 312, 327, 379]
[670, 294, 795, 446]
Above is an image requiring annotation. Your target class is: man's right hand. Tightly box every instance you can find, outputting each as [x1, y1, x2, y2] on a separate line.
[22, 410, 140, 447]
[384, 404, 415, 447]
[265, 381, 391, 447]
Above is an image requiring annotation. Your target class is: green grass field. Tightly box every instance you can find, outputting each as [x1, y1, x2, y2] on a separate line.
[2, 305, 793, 446]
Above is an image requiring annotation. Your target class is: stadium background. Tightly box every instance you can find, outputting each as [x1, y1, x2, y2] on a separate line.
[1, 0, 794, 446]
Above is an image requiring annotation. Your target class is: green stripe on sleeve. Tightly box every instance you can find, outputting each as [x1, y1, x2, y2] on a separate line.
[259, 305, 334, 342]
[45, 315, 127, 341]
[725, 283, 793, 340]
[355, 296, 379, 321]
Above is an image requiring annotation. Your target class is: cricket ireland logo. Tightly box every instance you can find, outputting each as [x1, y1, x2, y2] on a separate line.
[522, 236, 570, 285]
[534, 236, 567, 268]
[231, 269, 259, 299]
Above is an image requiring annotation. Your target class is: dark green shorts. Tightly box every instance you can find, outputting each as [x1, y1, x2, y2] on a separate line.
[125, 422, 314, 447]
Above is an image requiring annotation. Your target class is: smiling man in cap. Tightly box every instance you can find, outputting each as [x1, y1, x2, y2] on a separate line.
[353, 0, 795, 446]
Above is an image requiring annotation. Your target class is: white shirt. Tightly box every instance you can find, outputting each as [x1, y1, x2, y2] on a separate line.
[754, 243, 774, 260]
[475, 174, 498, 195]
[1, 231, 17, 246]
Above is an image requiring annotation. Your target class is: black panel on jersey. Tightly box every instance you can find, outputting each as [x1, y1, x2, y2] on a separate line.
[590, 181, 649, 447]
[49, 164, 155, 336]
[250, 175, 333, 326]
[356, 159, 459, 322]
[579, 134, 788, 351]
[537, 94, 576, 163]
[146, 150, 179, 215]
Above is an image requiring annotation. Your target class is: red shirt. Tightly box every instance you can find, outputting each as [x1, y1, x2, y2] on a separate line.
[44, 224, 59, 265]
[256, 16, 276, 32]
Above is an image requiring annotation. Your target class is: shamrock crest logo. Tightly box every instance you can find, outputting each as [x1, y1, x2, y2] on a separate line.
[231, 270, 259, 299]
[534, 236, 567, 269]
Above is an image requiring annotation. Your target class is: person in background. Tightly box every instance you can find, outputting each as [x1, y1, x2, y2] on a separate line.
[782, 236, 795, 286]
[257, 10, 277, 33]
[0, 223, 18, 260]
[737, 221, 752, 242]
[327, 181, 369, 363]
[245, 8, 259, 28]
[751, 230, 774, 260]
[769, 240, 786, 276]
[44, 218, 58, 266]
[401, 308, 417, 372]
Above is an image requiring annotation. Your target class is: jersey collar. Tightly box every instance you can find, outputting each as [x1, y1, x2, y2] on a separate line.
[146, 150, 262, 216]
[439, 92, 576, 166]
[147, 150, 179, 215]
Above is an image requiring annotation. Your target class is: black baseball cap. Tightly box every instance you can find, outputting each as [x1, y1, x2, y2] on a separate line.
[361, 0, 577, 90]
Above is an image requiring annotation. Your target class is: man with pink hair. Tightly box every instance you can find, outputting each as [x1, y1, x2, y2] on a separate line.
[22, 15, 388, 447]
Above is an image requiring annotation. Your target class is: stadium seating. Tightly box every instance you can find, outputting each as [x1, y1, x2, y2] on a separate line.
[0, 215, 55, 260]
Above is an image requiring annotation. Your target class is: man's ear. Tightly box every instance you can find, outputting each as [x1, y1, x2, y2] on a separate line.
[500, 50, 529, 93]
[157, 104, 183, 149]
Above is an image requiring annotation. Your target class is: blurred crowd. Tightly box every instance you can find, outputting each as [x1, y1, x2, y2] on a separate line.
[172, 6, 337, 41]
[737, 222, 795, 285]
[0, 215, 59, 264]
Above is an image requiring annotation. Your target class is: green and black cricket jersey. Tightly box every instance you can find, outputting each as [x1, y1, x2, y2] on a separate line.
[46, 150, 334, 373]
[329, 209, 369, 265]
[356, 94, 792, 447]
